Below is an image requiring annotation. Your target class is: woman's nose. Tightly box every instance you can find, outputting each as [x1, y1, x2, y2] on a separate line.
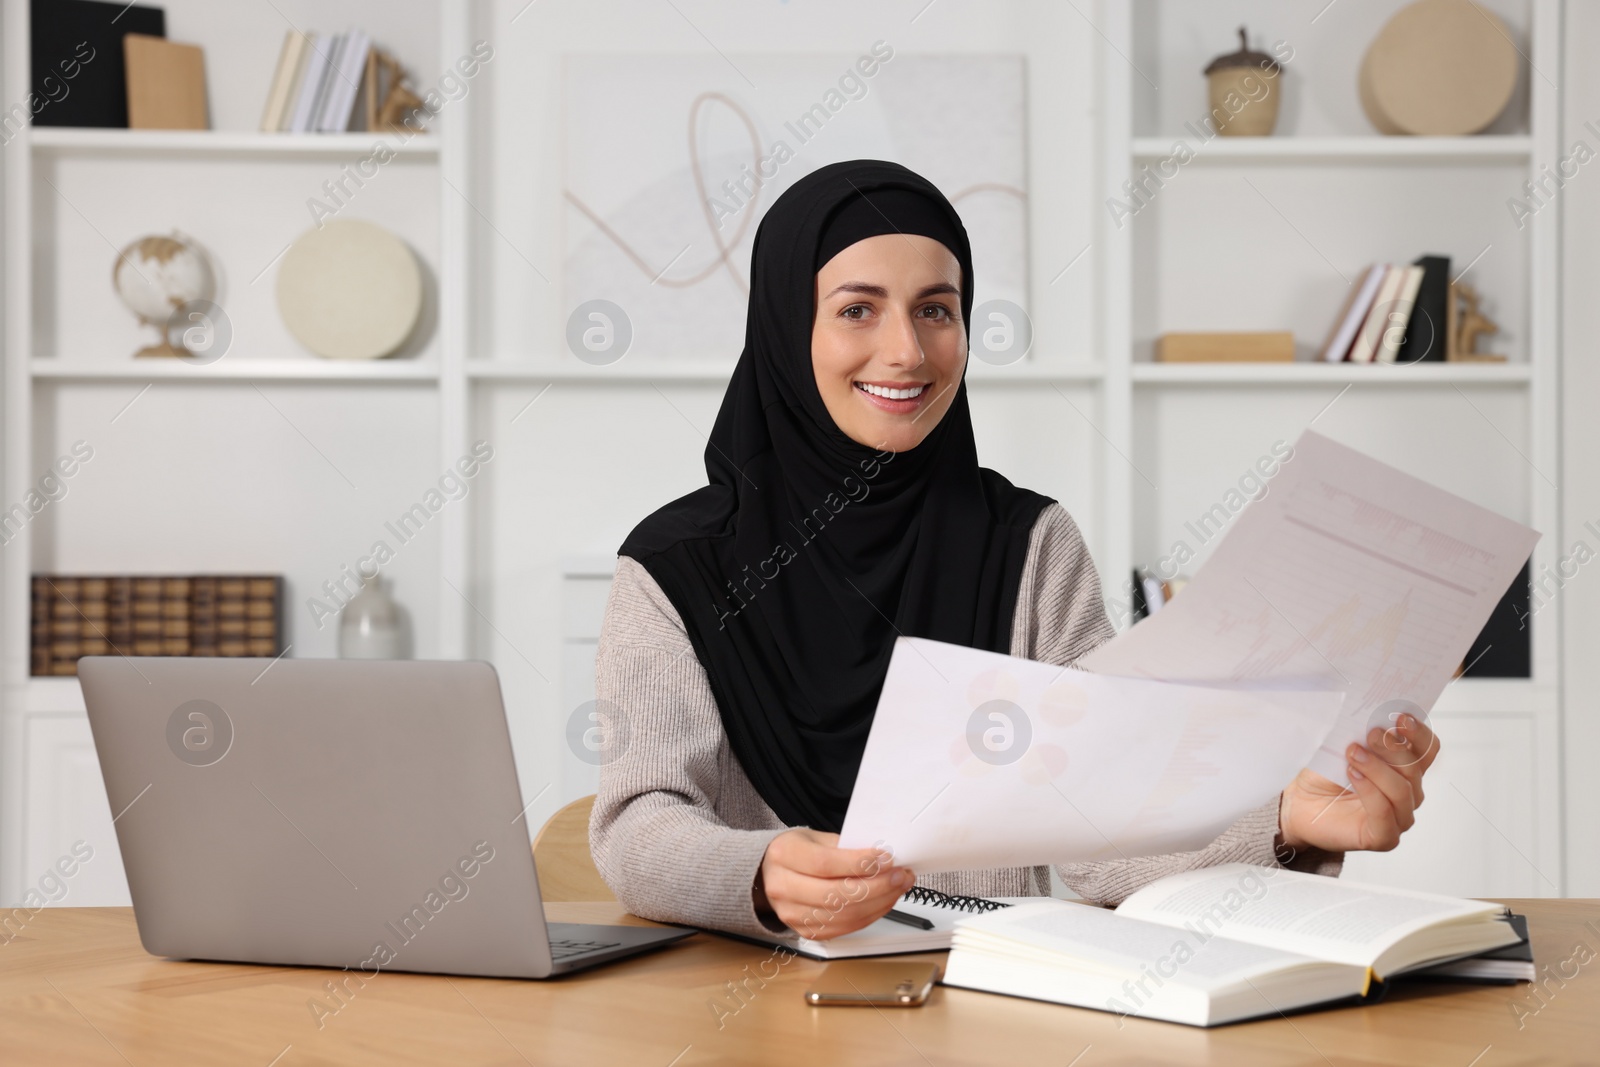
[881, 310, 926, 369]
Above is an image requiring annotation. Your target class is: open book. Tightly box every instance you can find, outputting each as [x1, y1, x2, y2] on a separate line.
[941, 864, 1523, 1027]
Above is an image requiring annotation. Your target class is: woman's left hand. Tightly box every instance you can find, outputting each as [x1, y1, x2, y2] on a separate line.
[1278, 712, 1439, 854]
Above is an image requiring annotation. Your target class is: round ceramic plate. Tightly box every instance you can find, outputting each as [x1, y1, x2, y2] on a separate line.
[1360, 0, 1518, 136]
[277, 219, 422, 359]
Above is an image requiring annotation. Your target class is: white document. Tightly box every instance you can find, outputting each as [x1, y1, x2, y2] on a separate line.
[1083, 430, 1540, 785]
[837, 638, 1343, 873]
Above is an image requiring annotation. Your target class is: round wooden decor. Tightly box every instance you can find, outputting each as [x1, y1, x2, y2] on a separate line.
[277, 219, 422, 360]
[1359, 0, 1518, 135]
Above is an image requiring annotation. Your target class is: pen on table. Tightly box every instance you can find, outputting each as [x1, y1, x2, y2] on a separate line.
[884, 908, 935, 931]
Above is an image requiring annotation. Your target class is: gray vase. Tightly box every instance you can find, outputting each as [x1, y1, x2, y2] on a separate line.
[339, 576, 407, 659]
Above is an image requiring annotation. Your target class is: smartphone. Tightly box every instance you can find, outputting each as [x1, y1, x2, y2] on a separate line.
[804, 961, 941, 1007]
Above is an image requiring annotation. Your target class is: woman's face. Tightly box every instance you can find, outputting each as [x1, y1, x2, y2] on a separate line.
[811, 233, 965, 452]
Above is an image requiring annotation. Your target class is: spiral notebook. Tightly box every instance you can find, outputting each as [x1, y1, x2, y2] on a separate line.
[720, 887, 1063, 961]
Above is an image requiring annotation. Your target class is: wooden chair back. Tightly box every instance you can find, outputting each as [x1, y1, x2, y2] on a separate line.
[530, 794, 616, 902]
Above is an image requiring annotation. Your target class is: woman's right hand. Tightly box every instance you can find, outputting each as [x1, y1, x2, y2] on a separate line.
[756, 828, 915, 939]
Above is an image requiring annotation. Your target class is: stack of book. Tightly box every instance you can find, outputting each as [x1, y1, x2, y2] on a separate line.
[1319, 255, 1451, 363]
[31, 574, 283, 676]
[147, 576, 187, 656]
[194, 576, 282, 658]
[1130, 568, 1187, 622]
[940, 863, 1531, 1028]
[258, 29, 377, 134]
[28, 0, 167, 129]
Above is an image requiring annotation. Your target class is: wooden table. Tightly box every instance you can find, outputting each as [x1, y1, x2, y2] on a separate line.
[2, 900, 1594, 1066]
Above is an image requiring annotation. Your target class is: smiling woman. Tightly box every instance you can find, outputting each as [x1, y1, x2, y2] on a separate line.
[587, 160, 1419, 946]
[811, 227, 965, 452]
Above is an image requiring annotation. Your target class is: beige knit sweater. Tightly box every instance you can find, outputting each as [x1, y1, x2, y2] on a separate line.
[589, 503, 1343, 939]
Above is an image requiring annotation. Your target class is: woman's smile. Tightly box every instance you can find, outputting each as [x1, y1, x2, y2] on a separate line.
[853, 379, 931, 414]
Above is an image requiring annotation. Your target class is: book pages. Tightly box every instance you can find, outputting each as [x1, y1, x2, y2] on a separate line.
[1115, 863, 1517, 970]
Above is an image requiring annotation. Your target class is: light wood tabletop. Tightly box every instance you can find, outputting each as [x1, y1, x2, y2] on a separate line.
[1, 898, 1594, 1066]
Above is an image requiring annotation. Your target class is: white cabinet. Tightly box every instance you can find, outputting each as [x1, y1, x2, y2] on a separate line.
[559, 560, 616, 805]
[1340, 712, 1547, 898]
[1106, 0, 1562, 896]
[19, 712, 130, 907]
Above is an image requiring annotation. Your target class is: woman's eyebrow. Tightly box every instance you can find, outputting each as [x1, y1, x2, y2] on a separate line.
[824, 281, 889, 300]
[823, 281, 960, 300]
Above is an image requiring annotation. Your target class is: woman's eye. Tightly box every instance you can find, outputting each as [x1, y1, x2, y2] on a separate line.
[919, 304, 951, 321]
[842, 304, 869, 320]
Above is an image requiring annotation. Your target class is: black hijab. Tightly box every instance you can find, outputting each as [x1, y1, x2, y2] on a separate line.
[619, 159, 1053, 832]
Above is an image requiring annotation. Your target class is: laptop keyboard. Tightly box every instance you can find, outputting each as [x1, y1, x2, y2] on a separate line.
[549, 937, 624, 961]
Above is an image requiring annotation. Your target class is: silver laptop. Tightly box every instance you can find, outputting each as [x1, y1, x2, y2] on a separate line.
[78, 656, 693, 978]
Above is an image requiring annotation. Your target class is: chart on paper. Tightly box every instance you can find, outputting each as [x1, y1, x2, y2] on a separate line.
[1082, 430, 1539, 786]
[837, 638, 1345, 872]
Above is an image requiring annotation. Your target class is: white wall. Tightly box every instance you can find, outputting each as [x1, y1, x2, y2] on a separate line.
[474, 0, 1100, 364]
[469, 0, 1108, 820]
[1560, 0, 1600, 895]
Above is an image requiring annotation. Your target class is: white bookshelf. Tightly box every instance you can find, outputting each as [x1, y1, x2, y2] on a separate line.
[21, 678, 83, 715]
[28, 127, 441, 157]
[0, 0, 1572, 907]
[1130, 135, 1534, 161]
[1130, 362, 1534, 385]
[464, 361, 1108, 384]
[1102, 0, 1563, 898]
[0, 0, 471, 906]
[30, 359, 442, 381]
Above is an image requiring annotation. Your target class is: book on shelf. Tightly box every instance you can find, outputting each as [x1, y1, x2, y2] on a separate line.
[1319, 263, 1386, 362]
[312, 31, 352, 132]
[1140, 569, 1166, 617]
[1348, 265, 1408, 363]
[123, 33, 208, 131]
[1130, 569, 1187, 622]
[1129, 568, 1151, 621]
[940, 863, 1525, 1027]
[29, 0, 166, 129]
[286, 32, 333, 133]
[1155, 332, 1294, 363]
[31, 574, 283, 675]
[316, 28, 371, 133]
[305, 32, 345, 134]
[1320, 256, 1462, 364]
[1374, 265, 1426, 363]
[260, 30, 310, 132]
[269, 27, 384, 134]
[1398, 254, 1452, 363]
[1460, 557, 1533, 677]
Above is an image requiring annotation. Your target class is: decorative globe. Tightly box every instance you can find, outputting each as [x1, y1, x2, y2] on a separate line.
[112, 232, 216, 357]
